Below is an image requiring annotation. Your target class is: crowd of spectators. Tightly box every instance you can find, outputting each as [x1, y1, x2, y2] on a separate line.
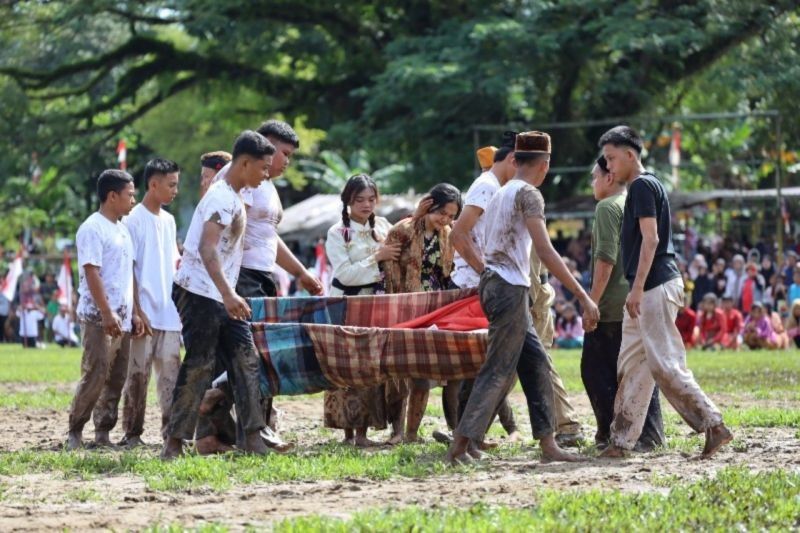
[550, 230, 800, 351]
[0, 267, 78, 348]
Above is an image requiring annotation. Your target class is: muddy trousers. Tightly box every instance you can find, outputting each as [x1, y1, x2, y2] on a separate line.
[166, 285, 265, 441]
[457, 379, 518, 435]
[457, 270, 555, 442]
[122, 330, 182, 441]
[531, 299, 581, 435]
[610, 278, 723, 450]
[581, 321, 664, 448]
[68, 323, 131, 434]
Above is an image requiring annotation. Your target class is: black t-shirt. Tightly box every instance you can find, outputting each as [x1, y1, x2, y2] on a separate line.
[621, 172, 681, 291]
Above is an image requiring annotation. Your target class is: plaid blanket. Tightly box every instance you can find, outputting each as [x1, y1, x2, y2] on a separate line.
[250, 323, 333, 397]
[305, 324, 487, 387]
[247, 289, 485, 397]
[248, 288, 477, 328]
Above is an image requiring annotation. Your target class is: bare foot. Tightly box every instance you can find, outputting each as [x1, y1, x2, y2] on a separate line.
[341, 436, 356, 446]
[66, 431, 82, 451]
[403, 434, 422, 444]
[121, 435, 146, 448]
[161, 437, 183, 461]
[243, 430, 269, 455]
[270, 442, 295, 454]
[478, 440, 498, 451]
[599, 444, 627, 459]
[540, 436, 585, 462]
[445, 436, 471, 466]
[466, 440, 488, 460]
[506, 431, 522, 443]
[198, 388, 227, 416]
[94, 430, 113, 448]
[354, 436, 385, 448]
[385, 433, 403, 446]
[701, 423, 733, 459]
[195, 435, 234, 455]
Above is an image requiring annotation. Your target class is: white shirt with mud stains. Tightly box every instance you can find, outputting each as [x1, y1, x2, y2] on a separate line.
[482, 178, 546, 288]
[451, 170, 500, 289]
[76, 212, 135, 331]
[174, 179, 247, 303]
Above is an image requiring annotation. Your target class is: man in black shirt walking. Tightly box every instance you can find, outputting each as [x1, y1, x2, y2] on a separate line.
[598, 126, 732, 459]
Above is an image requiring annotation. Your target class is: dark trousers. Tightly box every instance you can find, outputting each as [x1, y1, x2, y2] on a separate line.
[21, 336, 38, 348]
[457, 270, 554, 442]
[168, 284, 264, 441]
[457, 379, 518, 435]
[195, 268, 278, 442]
[581, 321, 664, 448]
[448, 278, 518, 436]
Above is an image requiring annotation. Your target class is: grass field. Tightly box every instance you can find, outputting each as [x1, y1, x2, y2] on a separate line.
[0, 344, 798, 530]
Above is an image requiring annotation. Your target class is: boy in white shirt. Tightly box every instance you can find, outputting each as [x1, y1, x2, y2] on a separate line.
[52, 305, 79, 347]
[67, 169, 143, 450]
[120, 158, 182, 447]
[161, 130, 275, 460]
[18, 303, 45, 348]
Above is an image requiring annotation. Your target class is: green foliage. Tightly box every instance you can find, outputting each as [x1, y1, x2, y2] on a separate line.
[0, 0, 796, 230]
[276, 468, 800, 532]
[298, 150, 411, 193]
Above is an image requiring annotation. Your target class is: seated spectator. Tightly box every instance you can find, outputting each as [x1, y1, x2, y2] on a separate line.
[743, 303, 778, 350]
[554, 303, 584, 349]
[51, 305, 79, 347]
[764, 302, 790, 349]
[18, 302, 45, 348]
[720, 296, 744, 350]
[675, 298, 697, 349]
[696, 293, 728, 351]
[785, 299, 800, 349]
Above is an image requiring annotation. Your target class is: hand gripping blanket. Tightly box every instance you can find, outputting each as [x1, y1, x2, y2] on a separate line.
[248, 289, 488, 397]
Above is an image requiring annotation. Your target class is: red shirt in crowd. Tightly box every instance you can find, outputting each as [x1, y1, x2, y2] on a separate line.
[675, 307, 697, 347]
[723, 308, 744, 336]
[697, 308, 728, 345]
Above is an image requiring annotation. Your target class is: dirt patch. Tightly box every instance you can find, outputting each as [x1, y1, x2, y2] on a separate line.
[0, 391, 798, 531]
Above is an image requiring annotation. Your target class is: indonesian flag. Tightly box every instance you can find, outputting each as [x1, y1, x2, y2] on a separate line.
[117, 139, 127, 170]
[1, 251, 23, 302]
[56, 250, 74, 306]
[314, 240, 330, 296]
[669, 127, 681, 168]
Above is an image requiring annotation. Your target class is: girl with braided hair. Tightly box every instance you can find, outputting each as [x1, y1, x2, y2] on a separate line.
[323, 174, 401, 446]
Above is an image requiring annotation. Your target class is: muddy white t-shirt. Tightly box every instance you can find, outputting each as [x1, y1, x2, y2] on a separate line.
[451, 170, 500, 289]
[174, 179, 247, 303]
[124, 204, 182, 331]
[482, 179, 546, 287]
[240, 179, 283, 272]
[76, 212, 135, 330]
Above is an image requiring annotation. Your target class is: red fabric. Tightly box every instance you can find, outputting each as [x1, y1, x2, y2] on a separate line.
[741, 278, 755, 315]
[723, 308, 744, 335]
[392, 294, 488, 331]
[697, 308, 728, 345]
[675, 307, 696, 346]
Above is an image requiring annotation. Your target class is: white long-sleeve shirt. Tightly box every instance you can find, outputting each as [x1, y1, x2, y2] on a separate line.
[325, 217, 391, 292]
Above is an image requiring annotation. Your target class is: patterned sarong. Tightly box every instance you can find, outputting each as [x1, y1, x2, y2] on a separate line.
[248, 289, 486, 397]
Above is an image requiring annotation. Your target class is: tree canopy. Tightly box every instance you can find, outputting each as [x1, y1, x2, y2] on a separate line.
[0, 0, 797, 240]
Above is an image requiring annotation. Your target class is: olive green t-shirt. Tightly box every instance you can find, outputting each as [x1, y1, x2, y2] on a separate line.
[591, 192, 629, 323]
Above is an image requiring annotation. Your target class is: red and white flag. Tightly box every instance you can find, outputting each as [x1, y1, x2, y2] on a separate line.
[314, 240, 330, 296]
[117, 139, 127, 170]
[56, 250, 74, 306]
[1, 251, 23, 302]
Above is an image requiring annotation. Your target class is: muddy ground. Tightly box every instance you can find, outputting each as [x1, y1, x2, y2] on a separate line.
[0, 386, 798, 531]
